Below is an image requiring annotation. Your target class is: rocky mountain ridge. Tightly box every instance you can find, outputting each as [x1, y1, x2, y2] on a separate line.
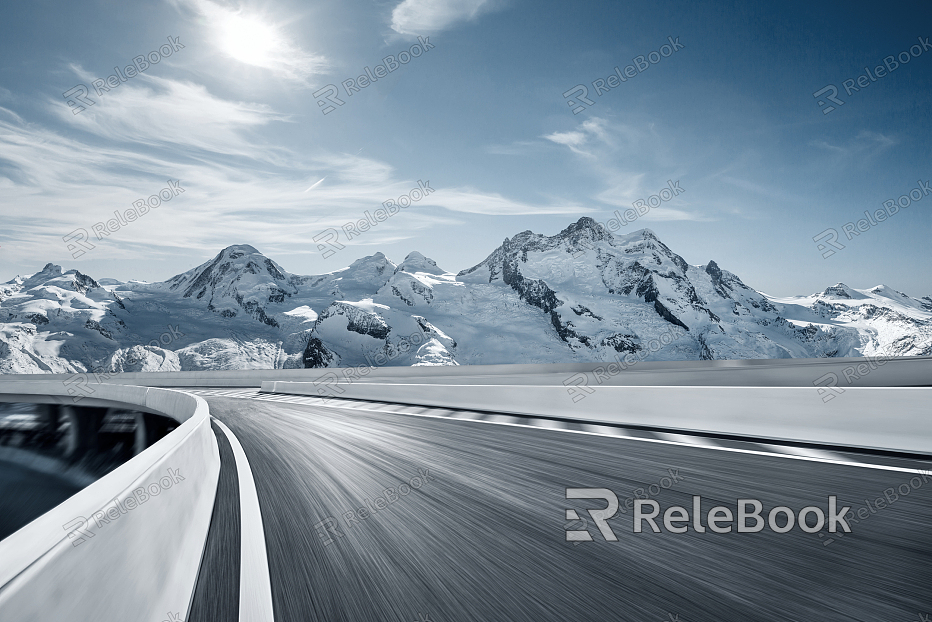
[1, 218, 928, 373]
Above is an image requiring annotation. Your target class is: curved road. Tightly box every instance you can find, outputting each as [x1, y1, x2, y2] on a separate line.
[192, 391, 932, 622]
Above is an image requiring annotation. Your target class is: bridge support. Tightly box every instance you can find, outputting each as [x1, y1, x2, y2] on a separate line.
[34, 404, 59, 432]
[134, 412, 175, 455]
[33, 404, 61, 448]
[60, 405, 106, 462]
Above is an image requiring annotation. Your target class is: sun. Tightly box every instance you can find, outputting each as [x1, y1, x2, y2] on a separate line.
[219, 13, 280, 67]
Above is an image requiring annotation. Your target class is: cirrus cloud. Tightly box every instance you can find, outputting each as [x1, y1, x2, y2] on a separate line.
[391, 0, 501, 35]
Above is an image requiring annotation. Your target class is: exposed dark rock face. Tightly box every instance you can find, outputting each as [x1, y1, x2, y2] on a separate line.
[303, 337, 334, 368]
[236, 294, 280, 328]
[313, 303, 392, 340]
[71, 271, 100, 294]
[27, 313, 49, 326]
[346, 314, 390, 339]
[84, 319, 113, 340]
[822, 284, 854, 298]
[3, 225, 928, 373]
[601, 333, 641, 353]
[166, 245, 296, 326]
[571, 305, 603, 320]
[637, 275, 690, 331]
[452, 217, 871, 360]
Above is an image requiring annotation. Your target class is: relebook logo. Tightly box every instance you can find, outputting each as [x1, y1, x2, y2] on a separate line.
[63, 467, 185, 546]
[63, 36, 186, 114]
[565, 489, 851, 541]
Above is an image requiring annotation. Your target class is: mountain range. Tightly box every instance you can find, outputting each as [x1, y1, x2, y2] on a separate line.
[1, 217, 930, 374]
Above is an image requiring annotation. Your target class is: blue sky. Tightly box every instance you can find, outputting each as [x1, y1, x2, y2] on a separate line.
[0, 0, 929, 296]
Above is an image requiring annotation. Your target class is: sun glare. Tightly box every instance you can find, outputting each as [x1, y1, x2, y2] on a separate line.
[219, 14, 280, 66]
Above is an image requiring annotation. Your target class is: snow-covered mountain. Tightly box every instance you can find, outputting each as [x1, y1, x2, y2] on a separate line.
[1, 218, 929, 374]
[768, 283, 932, 358]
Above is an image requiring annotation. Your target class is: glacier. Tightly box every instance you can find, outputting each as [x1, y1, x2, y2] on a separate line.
[1, 218, 929, 374]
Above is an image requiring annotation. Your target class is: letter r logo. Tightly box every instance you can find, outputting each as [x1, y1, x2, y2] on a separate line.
[563, 513, 588, 545]
[313, 517, 344, 545]
[812, 228, 845, 258]
[813, 85, 844, 115]
[63, 228, 96, 258]
[565, 488, 619, 541]
[813, 372, 845, 403]
[313, 84, 345, 115]
[313, 371, 345, 400]
[63, 85, 95, 114]
[563, 85, 595, 115]
[313, 228, 346, 259]
[563, 373, 595, 402]
[64, 373, 95, 403]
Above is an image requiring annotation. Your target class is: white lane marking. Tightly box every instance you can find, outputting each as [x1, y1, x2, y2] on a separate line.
[581, 423, 627, 436]
[484, 414, 518, 424]
[529, 418, 567, 430]
[212, 418, 274, 622]
[275, 401, 932, 476]
[202, 390, 932, 475]
[654, 432, 723, 448]
[759, 444, 848, 462]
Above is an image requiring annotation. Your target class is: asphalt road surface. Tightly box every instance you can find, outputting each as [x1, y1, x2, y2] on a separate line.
[196, 394, 932, 622]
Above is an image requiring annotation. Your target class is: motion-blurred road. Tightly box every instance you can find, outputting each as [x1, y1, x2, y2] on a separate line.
[193, 393, 932, 622]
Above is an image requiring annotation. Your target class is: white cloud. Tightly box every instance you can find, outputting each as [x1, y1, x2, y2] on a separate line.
[809, 130, 898, 159]
[391, 0, 499, 35]
[592, 173, 648, 206]
[543, 116, 712, 222]
[427, 187, 594, 215]
[544, 130, 587, 151]
[484, 140, 538, 156]
[52, 72, 290, 163]
[0, 76, 589, 269]
[543, 118, 611, 156]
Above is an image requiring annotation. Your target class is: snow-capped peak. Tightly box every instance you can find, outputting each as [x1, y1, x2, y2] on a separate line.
[1, 218, 929, 374]
[136, 244, 299, 327]
[19, 263, 100, 294]
[395, 252, 446, 275]
[21, 263, 64, 289]
[164, 244, 292, 298]
[818, 283, 867, 300]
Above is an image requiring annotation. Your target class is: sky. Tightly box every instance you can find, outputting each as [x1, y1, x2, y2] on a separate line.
[0, 0, 929, 297]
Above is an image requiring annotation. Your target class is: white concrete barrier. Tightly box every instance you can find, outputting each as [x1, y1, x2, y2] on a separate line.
[3, 355, 931, 387]
[0, 381, 220, 621]
[262, 381, 932, 455]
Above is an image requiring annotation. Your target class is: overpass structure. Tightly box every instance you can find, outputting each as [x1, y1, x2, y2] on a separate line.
[0, 356, 930, 621]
